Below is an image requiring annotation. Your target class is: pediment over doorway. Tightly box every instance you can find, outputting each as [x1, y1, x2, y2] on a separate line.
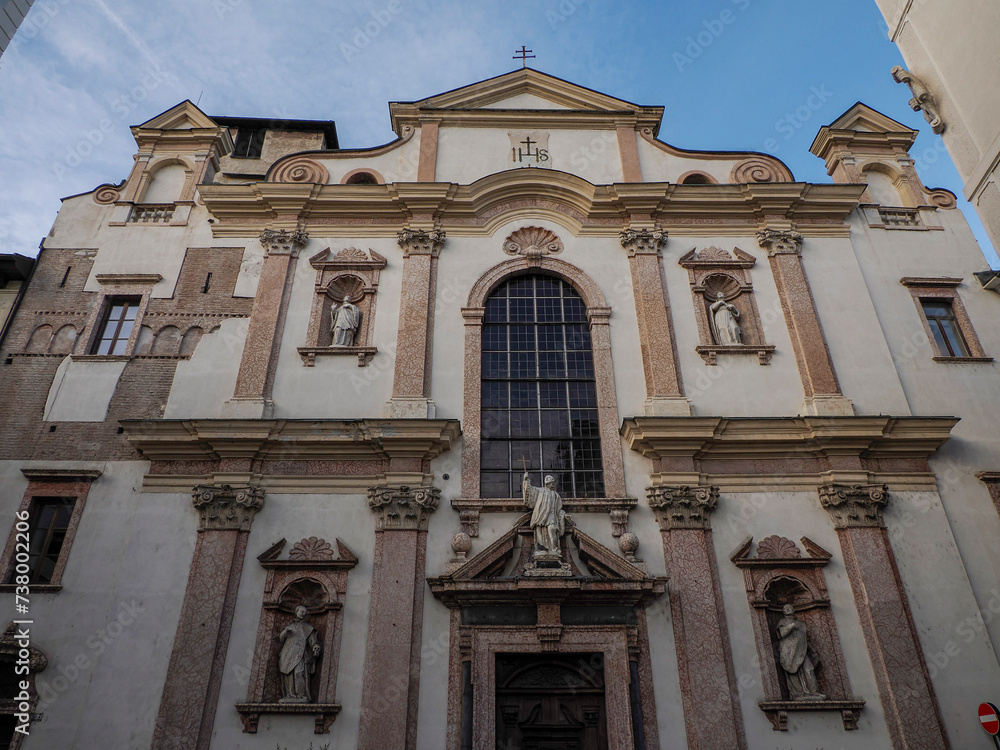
[427, 514, 666, 609]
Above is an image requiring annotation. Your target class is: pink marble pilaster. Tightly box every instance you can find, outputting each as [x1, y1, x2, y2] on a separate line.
[151, 485, 264, 750]
[358, 486, 440, 750]
[648, 485, 747, 750]
[619, 229, 686, 412]
[229, 230, 307, 416]
[387, 230, 445, 417]
[821, 484, 951, 750]
[757, 229, 850, 414]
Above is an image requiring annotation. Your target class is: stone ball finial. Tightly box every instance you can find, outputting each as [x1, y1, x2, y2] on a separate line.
[451, 531, 472, 558]
[618, 532, 639, 559]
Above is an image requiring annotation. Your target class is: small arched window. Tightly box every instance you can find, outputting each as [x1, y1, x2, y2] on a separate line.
[681, 172, 712, 185]
[345, 172, 378, 185]
[480, 274, 604, 498]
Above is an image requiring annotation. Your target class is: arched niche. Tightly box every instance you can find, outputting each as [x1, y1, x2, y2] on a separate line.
[140, 160, 192, 204]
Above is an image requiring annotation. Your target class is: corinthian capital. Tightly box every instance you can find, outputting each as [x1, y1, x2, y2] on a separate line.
[259, 229, 309, 257]
[647, 485, 719, 530]
[397, 228, 446, 257]
[368, 485, 441, 531]
[756, 229, 803, 257]
[619, 227, 667, 257]
[191, 484, 265, 531]
[819, 484, 888, 529]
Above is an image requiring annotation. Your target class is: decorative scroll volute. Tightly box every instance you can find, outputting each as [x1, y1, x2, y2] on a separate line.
[646, 485, 720, 530]
[819, 484, 889, 528]
[269, 156, 330, 185]
[731, 158, 790, 184]
[191, 484, 265, 531]
[368, 485, 441, 531]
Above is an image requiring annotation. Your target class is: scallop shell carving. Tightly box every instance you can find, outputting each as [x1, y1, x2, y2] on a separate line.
[326, 274, 365, 302]
[756, 535, 801, 559]
[93, 184, 122, 204]
[289, 537, 335, 561]
[333, 247, 369, 262]
[696, 246, 734, 262]
[702, 273, 742, 301]
[730, 158, 789, 184]
[270, 156, 330, 185]
[503, 226, 564, 258]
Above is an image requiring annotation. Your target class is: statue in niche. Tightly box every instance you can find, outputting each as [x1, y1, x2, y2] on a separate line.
[278, 605, 321, 703]
[330, 294, 361, 347]
[522, 471, 566, 559]
[710, 292, 743, 345]
[776, 604, 825, 700]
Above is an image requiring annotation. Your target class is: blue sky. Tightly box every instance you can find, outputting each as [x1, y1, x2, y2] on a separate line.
[1, 0, 996, 265]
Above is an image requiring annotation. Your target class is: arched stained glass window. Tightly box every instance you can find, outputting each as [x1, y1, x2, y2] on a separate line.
[480, 274, 605, 498]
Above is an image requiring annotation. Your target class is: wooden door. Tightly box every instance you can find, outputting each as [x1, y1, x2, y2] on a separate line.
[495, 654, 608, 750]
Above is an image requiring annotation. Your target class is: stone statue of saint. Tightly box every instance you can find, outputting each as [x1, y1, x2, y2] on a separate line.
[522, 472, 566, 558]
[278, 604, 321, 703]
[710, 293, 742, 345]
[776, 604, 825, 700]
[330, 295, 361, 347]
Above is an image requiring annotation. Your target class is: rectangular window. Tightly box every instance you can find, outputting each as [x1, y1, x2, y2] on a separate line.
[921, 300, 971, 357]
[92, 295, 141, 355]
[6, 498, 76, 585]
[232, 128, 266, 158]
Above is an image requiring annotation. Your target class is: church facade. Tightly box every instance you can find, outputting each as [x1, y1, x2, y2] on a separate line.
[1, 68, 999, 749]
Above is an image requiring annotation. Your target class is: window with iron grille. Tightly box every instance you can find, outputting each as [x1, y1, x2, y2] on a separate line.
[480, 274, 604, 498]
[6, 497, 76, 585]
[921, 299, 971, 357]
[91, 296, 141, 355]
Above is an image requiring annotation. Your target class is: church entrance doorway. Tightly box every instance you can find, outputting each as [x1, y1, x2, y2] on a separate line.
[495, 653, 608, 750]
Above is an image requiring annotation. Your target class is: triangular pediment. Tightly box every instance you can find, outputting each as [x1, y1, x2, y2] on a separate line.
[136, 100, 220, 131]
[390, 68, 664, 134]
[826, 102, 915, 135]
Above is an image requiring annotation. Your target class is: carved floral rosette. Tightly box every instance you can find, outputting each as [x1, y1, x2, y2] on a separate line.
[236, 537, 358, 734]
[731, 536, 864, 731]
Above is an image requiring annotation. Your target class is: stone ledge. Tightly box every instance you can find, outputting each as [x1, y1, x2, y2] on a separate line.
[759, 699, 865, 731]
[297, 345, 378, 367]
[235, 702, 341, 734]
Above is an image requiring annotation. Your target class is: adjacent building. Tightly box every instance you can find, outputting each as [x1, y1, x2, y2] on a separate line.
[1, 68, 999, 750]
[875, 0, 1000, 256]
[0, 0, 34, 58]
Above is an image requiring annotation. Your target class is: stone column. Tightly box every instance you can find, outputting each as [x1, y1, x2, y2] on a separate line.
[386, 229, 445, 418]
[647, 485, 747, 750]
[820, 484, 950, 750]
[619, 228, 690, 417]
[152, 485, 264, 750]
[756, 229, 853, 416]
[358, 485, 440, 750]
[225, 229, 308, 419]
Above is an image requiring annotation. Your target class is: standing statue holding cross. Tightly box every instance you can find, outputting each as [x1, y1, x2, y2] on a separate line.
[521, 459, 566, 559]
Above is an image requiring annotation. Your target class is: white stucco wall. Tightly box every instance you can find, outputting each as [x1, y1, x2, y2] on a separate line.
[0, 461, 195, 750]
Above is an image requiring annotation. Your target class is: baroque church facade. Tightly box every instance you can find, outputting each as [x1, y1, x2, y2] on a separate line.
[0, 68, 999, 749]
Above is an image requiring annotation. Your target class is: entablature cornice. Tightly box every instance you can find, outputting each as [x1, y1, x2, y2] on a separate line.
[199, 177, 865, 239]
[621, 416, 958, 491]
[391, 108, 664, 134]
[120, 418, 461, 463]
